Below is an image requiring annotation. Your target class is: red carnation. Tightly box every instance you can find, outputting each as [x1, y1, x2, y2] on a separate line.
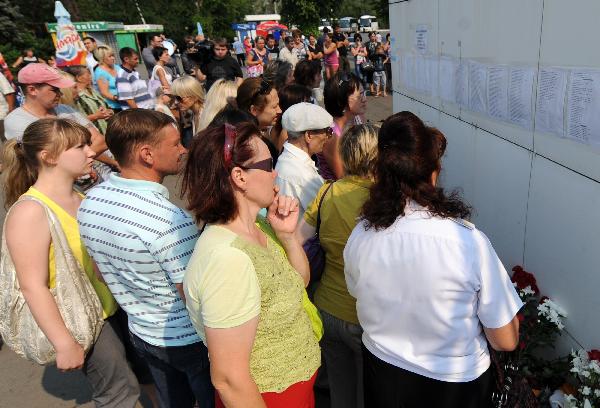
[511, 266, 540, 294]
[588, 349, 600, 362]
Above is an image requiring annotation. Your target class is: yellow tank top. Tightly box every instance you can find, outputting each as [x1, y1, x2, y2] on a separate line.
[23, 187, 118, 319]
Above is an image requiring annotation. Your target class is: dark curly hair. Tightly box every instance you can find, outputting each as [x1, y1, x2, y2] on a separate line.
[361, 111, 471, 230]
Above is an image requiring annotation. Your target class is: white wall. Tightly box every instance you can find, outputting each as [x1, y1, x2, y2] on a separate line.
[390, 0, 600, 351]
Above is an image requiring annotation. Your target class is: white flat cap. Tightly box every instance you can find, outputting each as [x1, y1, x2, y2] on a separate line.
[282, 102, 334, 132]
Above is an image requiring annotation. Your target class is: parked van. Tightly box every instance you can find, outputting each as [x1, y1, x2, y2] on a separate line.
[339, 17, 358, 34]
[359, 15, 379, 32]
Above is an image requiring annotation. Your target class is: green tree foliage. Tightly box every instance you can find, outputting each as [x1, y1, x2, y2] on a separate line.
[281, 0, 320, 32]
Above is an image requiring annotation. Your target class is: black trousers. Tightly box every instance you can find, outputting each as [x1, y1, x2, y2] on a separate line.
[363, 344, 493, 408]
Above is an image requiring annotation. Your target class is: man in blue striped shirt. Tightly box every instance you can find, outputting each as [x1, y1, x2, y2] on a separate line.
[116, 48, 154, 110]
[78, 109, 213, 408]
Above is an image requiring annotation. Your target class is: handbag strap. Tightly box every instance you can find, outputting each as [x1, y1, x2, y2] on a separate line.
[315, 182, 334, 236]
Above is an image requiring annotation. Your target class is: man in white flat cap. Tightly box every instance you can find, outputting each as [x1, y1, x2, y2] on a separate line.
[276, 102, 334, 217]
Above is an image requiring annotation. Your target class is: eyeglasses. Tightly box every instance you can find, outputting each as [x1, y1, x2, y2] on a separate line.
[310, 127, 334, 139]
[239, 157, 274, 173]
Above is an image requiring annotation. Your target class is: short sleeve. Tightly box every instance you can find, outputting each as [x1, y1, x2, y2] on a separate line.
[304, 182, 330, 227]
[474, 231, 524, 328]
[150, 214, 200, 283]
[199, 247, 261, 329]
[343, 223, 364, 297]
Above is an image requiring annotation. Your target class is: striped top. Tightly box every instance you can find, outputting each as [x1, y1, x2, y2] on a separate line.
[77, 174, 201, 346]
[116, 66, 154, 109]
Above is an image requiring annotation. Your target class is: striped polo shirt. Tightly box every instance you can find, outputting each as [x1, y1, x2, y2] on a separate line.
[77, 174, 201, 346]
[116, 66, 154, 109]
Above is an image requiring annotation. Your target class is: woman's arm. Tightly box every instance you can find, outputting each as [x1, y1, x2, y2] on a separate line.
[156, 66, 170, 90]
[321, 135, 345, 179]
[484, 316, 520, 352]
[205, 317, 266, 408]
[246, 51, 261, 67]
[12, 56, 23, 68]
[268, 195, 310, 285]
[5, 202, 85, 371]
[324, 43, 336, 55]
[96, 78, 117, 103]
[88, 126, 108, 157]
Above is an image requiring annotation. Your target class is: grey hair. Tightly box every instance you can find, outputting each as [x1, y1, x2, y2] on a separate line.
[286, 129, 306, 141]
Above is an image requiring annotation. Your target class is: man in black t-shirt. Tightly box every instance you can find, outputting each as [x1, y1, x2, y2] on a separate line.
[332, 24, 350, 73]
[266, 34, 280, 61]
[197, 38, 243, 91]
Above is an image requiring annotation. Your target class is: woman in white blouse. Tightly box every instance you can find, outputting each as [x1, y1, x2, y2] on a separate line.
[344, 111, 523, 408]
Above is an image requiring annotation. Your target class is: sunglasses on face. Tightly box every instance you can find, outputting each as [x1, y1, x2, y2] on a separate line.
[310, 127, 334, 139]
[239, 157, 274, 172]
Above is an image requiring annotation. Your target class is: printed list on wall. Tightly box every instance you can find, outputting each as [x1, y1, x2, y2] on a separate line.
[399, 53, 600, 148]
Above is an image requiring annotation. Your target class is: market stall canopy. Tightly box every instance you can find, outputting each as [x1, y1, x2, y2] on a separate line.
[256, 21, 288, 31]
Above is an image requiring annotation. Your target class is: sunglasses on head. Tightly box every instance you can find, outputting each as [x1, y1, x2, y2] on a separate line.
[239, 157, 274, 172]
[251, 79, 272, 102]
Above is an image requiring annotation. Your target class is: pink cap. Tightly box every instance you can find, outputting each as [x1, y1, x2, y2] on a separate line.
[17, 63, 75, 88]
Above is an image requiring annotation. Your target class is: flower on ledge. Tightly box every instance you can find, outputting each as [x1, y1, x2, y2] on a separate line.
[538, 297, 568, 330]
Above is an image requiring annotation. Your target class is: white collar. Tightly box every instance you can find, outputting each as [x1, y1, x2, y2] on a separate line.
[282, 142, 318, 168]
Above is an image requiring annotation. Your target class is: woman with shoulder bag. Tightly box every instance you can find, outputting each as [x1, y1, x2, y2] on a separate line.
[296, 124, 379, 408]
[0, 118, 141, 407]
[246, 36, 269, 78]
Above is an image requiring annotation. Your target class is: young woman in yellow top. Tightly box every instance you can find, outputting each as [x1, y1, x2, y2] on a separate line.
[2, 118, 141, 407]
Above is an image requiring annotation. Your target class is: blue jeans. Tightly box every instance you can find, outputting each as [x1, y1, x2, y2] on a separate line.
[129, 333, 214, 408]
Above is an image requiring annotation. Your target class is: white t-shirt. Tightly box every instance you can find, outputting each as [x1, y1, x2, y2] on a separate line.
[344, 201, 523, 383]
[4, 104, 92, 141]
[275, 142, 324, 218]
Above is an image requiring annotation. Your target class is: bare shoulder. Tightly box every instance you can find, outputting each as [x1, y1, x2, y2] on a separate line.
[5, 199, 49, 238]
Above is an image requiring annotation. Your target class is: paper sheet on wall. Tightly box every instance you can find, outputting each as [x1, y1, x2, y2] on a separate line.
[455, 60, 469, 107]
[415, 55, 427, 92]
[469, 62, 488, 114]
[426, 56, 439, 96]
[415, 25, 428, 54]
[487, 65, 509, 121]
[566, 70, 600, 146]
[508, 67, 535, 129]
[439, 57, 457, 103]
[535, 68, 567, 137]
[401, 54, 416, 90]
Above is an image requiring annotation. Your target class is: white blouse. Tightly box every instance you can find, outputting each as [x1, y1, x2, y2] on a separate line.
[344, 201, 523, 382]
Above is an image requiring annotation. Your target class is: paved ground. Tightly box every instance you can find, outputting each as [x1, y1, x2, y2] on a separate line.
[0, 89, 392, 408]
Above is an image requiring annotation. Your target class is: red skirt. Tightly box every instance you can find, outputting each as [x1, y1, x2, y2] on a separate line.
[215, 370, 318, 408]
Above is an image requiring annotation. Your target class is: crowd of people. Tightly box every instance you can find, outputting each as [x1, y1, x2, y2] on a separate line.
[0, 26, 523, 408]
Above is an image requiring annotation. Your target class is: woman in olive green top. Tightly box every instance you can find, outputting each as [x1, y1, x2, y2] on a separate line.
[182, 122, 320, 408]
[296, 124, 379, 408]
